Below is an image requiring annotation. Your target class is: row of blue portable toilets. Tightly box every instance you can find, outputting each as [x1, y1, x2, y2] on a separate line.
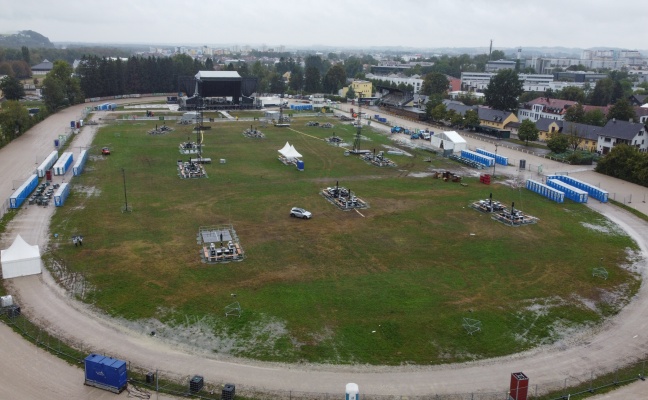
[8, 149, 89, 209]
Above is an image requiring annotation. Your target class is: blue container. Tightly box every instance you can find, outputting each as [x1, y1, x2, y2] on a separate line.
[84, 354, 128, 393]
[54, 183, 70, 207]
[54, 139, 60, 148]
[297, 160, 305, 171]
[70, 120, 76, 128]
[9, 174, 38, 209]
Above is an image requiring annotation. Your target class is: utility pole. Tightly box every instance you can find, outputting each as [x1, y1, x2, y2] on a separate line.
[492, 143, 498, 178]
[122, 168, 130, 213]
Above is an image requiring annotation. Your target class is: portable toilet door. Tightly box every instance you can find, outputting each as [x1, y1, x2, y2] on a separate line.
[46, 170, 52, 181]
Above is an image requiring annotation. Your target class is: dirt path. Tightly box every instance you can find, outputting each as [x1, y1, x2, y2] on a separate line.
[1, 101, 647, 398]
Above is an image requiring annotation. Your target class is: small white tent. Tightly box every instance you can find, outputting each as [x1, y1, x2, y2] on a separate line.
[1, 235, 42, 279]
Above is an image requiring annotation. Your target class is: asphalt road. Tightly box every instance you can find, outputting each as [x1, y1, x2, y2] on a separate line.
[1, 100, 647, 399]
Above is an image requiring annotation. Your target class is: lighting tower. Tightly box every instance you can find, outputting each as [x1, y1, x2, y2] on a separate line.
[352, 93, 363, 153]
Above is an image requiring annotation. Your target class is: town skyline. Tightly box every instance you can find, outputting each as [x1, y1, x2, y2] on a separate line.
[2, 0, 647, 52]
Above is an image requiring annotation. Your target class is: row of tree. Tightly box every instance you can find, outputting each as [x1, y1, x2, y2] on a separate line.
[595, 144, 648, 187]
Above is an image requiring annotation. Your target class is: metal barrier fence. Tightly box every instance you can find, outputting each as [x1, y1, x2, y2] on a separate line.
[0, 198, 10, 221]
[0, 308, 645, 400]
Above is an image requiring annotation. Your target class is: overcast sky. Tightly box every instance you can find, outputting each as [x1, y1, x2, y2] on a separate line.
[1, 0, 646, 52]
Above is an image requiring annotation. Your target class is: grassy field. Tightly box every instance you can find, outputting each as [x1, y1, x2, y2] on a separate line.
[48, 116, 640, 365]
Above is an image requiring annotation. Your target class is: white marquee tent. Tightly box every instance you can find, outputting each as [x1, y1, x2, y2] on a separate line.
[430, 130, 467, 153]
[278, 142, 303, 160]
[1, 234, 42, 279]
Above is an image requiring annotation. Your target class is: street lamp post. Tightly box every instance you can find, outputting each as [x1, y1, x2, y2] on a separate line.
[493, 143, 498, 178]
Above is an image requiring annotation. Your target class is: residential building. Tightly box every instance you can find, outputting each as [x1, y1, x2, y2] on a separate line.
[518, 98, 578, 123]
[535, 118, 562, 142]
[477, 107, 518, 130]
[442, 100, 477, 116]
[597, 119, 647, 154]
[341, 80, 373, 99]
[628, 94, 648, 106]
[31, 59, 53, 75]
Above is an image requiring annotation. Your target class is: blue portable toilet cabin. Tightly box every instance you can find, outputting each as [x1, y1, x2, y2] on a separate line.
[53, 152, 74, 175]
[54, 183, 70, 207]
[296, 160, 305, 171]
[37, 151, 59, 178]
[84, 354, 128, 393]
[9, 174, 38, 209]
[73, 150, 88, 176]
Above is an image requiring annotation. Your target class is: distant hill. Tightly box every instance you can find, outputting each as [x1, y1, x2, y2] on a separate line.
[0, 30, 54, 48]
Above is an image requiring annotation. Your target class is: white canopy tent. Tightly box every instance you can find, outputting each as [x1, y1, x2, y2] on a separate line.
[278, 142, 302, 160]
[1, 234, 42, 279]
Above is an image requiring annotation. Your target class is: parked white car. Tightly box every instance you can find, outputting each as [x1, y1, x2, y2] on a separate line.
[290, 207, 312, 219]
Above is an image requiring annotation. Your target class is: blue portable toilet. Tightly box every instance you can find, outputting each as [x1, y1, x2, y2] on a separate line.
[54, 139, 59, 148]
[297, 160, 304, 171]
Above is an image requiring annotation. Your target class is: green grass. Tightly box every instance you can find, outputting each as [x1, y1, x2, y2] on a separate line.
[47, 117, 640, 365]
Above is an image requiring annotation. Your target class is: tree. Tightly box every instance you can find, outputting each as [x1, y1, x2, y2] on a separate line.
[42, 74, 67, 112]
[564, 103, 585, 123]
[449, 110, 464, 127]
[21, 46, 30, 64]
[583, 109, 607, 127]
[289, 68, 303, 92]
[304, 66, 321, 93]
[606, 98, 637, 122]
[346, 85, 356, 100]
[464, 109, 480, 129]
[0, 75, 25, 100]
[268, 72, 286, 94]
[420, 72, 449, 96]
[558, 86, 586, 103]
[204, 58, 214, 71]
[344, 56, 364, 78]
[0, 100, 31, 141]
[517, 119, 539, 145]
[322, 64, 346, 94]
[490, 50, 506, 60]
[595, 144, 644, 184]
[546, 132, 569, 154]
[430, 103, 447, 122]
[564, 125, 584, 151]
[484, 69, 523, 112]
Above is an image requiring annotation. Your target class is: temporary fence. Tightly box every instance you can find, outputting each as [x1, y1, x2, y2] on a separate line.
[0, 308, 646, 400]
